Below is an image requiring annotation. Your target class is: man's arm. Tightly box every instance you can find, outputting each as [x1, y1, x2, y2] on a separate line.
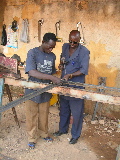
[29, 69, 61, 84]
[62, 70, 83, 81]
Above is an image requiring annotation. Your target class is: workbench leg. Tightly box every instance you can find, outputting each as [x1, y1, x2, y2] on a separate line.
[0, 78, 4, 120]
[5, 84, 20, 127]
[92, 77, 106, 121]
[92, 101, 99, 121]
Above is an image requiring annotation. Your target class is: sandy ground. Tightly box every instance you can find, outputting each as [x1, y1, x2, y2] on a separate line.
[0, 94, 119, 160]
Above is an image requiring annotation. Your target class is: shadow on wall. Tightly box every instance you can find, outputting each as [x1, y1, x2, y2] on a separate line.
[86, 63, 118, 87]
[0, 0, 7, 50]
[85, 40, 119, 119]
[0, 0, 7, 35]
[86, 40, 118, 87]
[84, 99, 120, 120]
[85, 63, 119, 119]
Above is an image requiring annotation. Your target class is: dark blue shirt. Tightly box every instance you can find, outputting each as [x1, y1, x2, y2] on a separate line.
[61, 43, 90, 100]
[25, 47, 56, 103]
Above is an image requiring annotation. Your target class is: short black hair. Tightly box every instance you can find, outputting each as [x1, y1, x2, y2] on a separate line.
[43, 33, 57, 42]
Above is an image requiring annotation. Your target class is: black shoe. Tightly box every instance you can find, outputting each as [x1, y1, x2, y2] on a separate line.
[69, 138, 78, 144]
[53, 131, 68, 136]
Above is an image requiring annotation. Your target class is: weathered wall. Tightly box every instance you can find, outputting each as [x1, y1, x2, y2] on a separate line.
[0, 0, 7, 51]
[0, 0, 120, 118]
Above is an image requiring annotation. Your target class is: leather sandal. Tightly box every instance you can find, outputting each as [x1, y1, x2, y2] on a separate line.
[28, 142, 36, 149]
[43, 137, 53, 142]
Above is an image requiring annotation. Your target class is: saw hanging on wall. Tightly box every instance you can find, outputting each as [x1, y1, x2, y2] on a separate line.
[38, 19, 44, 42]
[55, 21, 63, 42]
[76, 22, 85, 45]
[20, 19, 29, 43]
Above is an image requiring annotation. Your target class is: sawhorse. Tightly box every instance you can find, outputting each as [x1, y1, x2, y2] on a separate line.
[0, 78, 20, 127]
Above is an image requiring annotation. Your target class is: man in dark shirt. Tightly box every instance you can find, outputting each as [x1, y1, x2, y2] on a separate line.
[25, 33, 61, 149]
[54, 30, 90, 144]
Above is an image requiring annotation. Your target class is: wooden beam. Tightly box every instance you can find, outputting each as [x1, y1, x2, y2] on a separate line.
[4, 78, 120, 106]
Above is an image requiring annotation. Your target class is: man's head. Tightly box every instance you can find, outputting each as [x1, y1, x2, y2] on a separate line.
[69, 30, 81, 49]
[41, 33, 57, 53]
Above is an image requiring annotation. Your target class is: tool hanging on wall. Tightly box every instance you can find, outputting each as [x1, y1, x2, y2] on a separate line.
[77, 22, 85, 45]
[11, 20, 18, 32]
[20, 19, 29, 43]
[55, 21, 63, 42]
[38, 19, 44, 42]
[1, 24, 7, 46]
[7, 22, 18, 49]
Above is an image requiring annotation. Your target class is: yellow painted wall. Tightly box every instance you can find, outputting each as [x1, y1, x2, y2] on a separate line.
[86, 41, 118, 87]
[0, 0, 120, 118]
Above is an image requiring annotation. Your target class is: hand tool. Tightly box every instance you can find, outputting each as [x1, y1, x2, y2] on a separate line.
[55, 21, 63, 42]
[38, 19, 44, 42]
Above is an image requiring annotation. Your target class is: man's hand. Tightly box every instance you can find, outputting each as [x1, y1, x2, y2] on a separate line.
[51, 76, 61, 84]
[62, 74, 71, 81]
[58, 64, 64, 71]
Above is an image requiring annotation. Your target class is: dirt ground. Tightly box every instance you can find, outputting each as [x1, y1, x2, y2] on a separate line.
[0, 88, 120, 160]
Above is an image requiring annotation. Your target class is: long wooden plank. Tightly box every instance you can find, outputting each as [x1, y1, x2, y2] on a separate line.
[4, 78, 120, 106]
